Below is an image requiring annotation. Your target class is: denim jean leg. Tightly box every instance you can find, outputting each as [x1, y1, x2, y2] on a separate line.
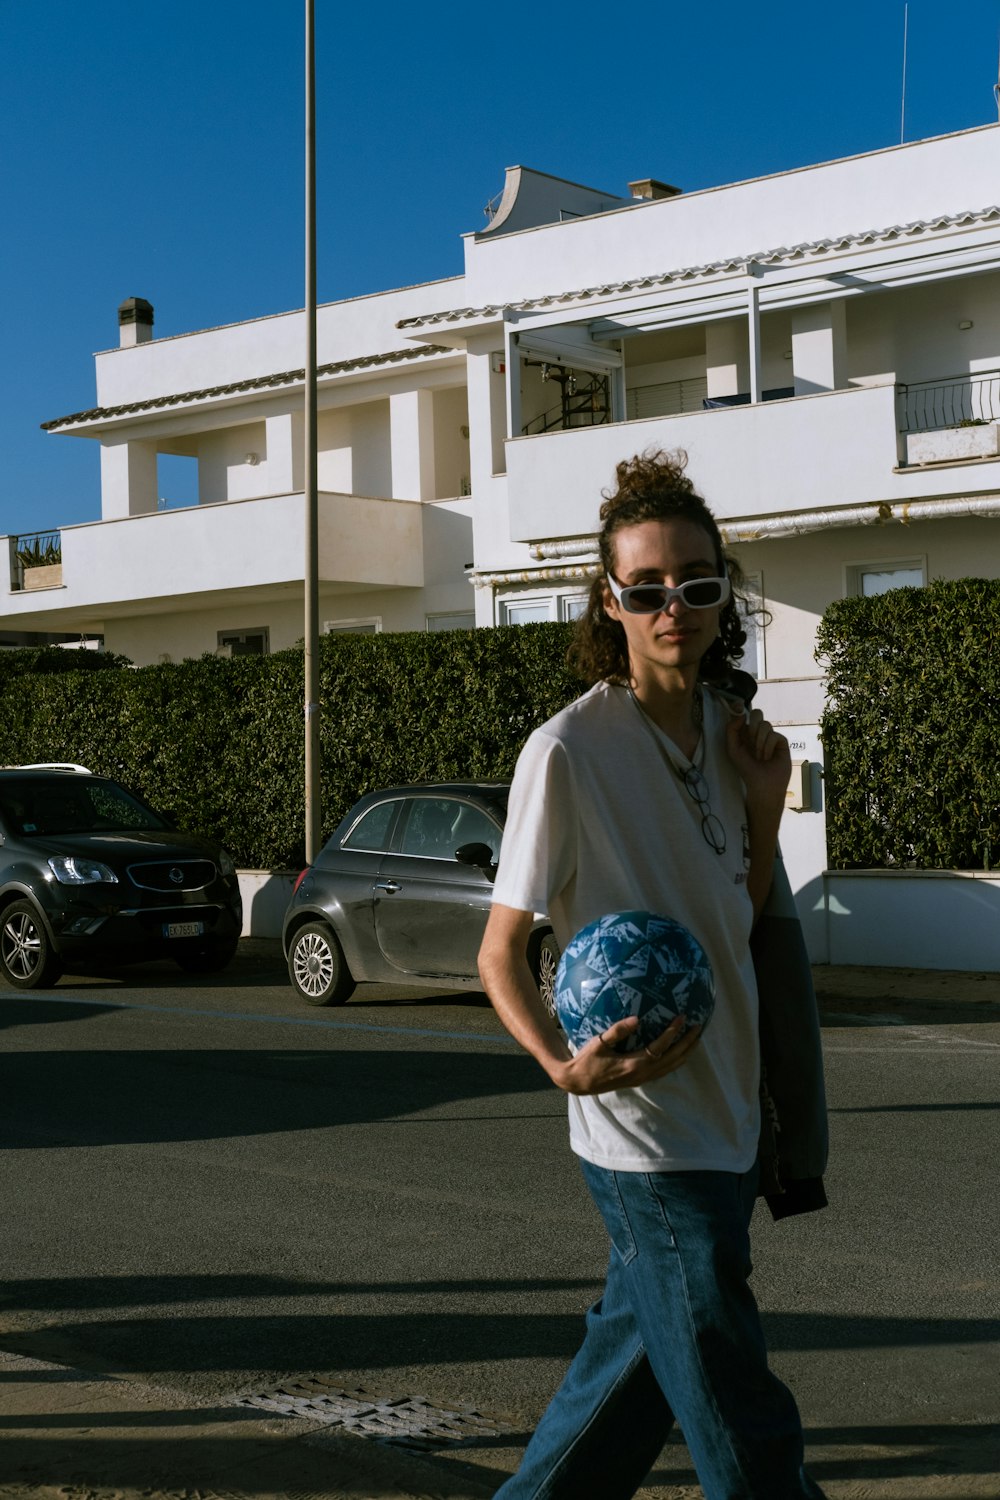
[493, 1247, 674, 1500]
[582, 1162, 822, 1500]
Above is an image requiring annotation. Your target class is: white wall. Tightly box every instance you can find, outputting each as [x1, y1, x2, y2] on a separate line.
[94, 275, 467, 408]
[102, 499, 472, 664]
[824, 872, 1000, 969]
[431, 387, 471, 498]
[848, 270, 1000, 385]
[733, 514, 1000, 685]
[462, 127, 1000, 308]
[197, 421, 268, 503]
[315, 401, 391, 496]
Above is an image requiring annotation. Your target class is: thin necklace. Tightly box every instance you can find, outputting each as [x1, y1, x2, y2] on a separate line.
[627, 686, 727, 856]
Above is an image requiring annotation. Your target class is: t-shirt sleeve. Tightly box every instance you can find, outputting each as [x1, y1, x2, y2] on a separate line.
[492, 729, 577, 916]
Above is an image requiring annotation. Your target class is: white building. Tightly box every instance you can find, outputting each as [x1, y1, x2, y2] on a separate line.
[7, 125, 1000, 964]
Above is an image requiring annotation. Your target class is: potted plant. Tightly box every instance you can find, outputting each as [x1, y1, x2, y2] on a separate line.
[16, 534, 63, 591]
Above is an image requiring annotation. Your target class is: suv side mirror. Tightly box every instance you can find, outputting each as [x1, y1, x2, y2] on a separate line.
[455, 841, 497, 877]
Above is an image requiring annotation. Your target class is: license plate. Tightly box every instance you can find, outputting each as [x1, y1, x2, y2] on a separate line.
[165, 921, 204, 939]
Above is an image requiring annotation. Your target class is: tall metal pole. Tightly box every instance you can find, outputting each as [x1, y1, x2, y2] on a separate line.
[304, 0, 321, 863]
[899, 2, 909, 145]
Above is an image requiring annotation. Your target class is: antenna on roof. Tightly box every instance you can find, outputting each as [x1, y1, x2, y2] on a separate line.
[899, 2, 909, 144]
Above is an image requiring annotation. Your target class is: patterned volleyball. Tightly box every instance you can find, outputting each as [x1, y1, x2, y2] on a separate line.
[554, 910, 715, 1053]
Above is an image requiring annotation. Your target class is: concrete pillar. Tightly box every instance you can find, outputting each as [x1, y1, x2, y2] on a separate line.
[100, 440, 157, 519]
[389, 389, 435, 500]
[792, 300, 847, 395]
[705, 320, 750, 399]
[747, 277, 762, 404]
[265, 411, 305, 494]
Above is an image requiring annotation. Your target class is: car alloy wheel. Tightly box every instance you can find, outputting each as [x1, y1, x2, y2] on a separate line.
[288, 921, 356, 1006]
[0, 901, 63, 990]
[530, 930, 561, 1017]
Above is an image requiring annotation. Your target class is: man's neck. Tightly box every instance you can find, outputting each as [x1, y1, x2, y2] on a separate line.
[629, 667, 701, 758]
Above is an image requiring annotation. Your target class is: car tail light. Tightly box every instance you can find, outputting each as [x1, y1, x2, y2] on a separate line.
[292, 867, 310, 895]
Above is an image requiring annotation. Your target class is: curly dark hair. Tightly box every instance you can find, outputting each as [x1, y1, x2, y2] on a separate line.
[567, 448, 750, 686]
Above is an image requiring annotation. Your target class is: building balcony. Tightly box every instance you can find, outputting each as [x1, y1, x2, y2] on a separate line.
[504, 381, 1000, 546]
[0, 491, 426, 628]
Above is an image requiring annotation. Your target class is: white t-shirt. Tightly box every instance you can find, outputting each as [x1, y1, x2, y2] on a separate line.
[493, 680, 760, 1174]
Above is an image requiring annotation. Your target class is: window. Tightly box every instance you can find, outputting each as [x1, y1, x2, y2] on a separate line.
[218, 627, 269, 656]
[324, 617, 381, 634]
[426, 612, 476, 632]
[501, 597, 553, 626]
[399, 798, 462, 859]
[499, 592, 590, 625]
[450, 802, 503, 861]
[342, 799, 401, 852]
[846, 558, 926, 598]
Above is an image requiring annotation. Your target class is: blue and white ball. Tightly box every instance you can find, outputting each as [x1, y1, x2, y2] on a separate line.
[554, 910, 715, 1053]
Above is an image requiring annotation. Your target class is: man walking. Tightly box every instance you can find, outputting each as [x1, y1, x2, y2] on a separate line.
[478, 450, 827, 1499]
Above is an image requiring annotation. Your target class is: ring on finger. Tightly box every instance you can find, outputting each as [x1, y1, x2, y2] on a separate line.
[643, 1044, 661, 1060]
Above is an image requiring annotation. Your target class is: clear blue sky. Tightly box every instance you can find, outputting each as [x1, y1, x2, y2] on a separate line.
[4, 0, 999, 537]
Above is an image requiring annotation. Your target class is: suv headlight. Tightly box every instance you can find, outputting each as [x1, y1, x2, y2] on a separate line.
[48, 856, 119, 885]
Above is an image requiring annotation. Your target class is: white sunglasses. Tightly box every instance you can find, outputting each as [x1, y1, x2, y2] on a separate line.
[606, 572, 731, 614]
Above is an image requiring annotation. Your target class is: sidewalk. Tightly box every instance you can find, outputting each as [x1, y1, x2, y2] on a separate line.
[0, 1349, 496, 1500]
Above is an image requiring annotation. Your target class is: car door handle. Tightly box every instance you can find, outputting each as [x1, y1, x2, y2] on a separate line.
[375, 879, 401, 894]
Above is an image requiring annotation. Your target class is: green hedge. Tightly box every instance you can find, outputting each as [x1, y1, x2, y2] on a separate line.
[817, 578, 1000, 870]
[0, 626, 580, 869]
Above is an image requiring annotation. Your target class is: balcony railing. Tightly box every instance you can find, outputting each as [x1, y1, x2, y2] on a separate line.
[897, 370, 1000, 433]
[8, 530, 62, 592]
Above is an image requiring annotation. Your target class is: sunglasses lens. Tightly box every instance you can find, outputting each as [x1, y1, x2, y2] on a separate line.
[625, 586, 670, 612]
[683, 579, 726, 607]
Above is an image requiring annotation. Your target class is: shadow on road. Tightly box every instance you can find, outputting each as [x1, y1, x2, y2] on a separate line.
[0, 1043, 550, 1151]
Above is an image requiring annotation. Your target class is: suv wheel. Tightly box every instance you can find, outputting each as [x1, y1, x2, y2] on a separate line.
[0, 901, 63, 990]
[288, 922, 356, 1006]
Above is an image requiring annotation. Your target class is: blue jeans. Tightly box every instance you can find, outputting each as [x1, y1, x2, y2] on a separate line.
[495, 1162, 825, 1500]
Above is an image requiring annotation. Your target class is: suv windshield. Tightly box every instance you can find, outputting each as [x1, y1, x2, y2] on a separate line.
[0, 777, 170, 837]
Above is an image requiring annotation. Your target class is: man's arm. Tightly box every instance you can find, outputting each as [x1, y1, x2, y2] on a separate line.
[478, 902, 700, 1096]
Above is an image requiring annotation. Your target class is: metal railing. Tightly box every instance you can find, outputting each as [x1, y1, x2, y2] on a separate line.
[8, 530, 62, 591]
[897, 370, 1000, 433]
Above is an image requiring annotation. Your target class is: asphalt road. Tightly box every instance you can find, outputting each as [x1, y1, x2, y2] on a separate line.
[1, 944, 998, 1496]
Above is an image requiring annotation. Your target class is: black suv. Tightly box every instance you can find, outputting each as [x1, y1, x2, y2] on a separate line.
[0, 766, 242, 988]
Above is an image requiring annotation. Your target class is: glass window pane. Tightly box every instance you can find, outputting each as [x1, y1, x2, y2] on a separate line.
[860, 566, 924, 596]
[342, 800, 399, 852]
[450, 803, 502, 861]
[427, 612, 476, 631]
[503, 600, 552, 625]
[400, 798, 460, 858]
[561, 595, 589, 621]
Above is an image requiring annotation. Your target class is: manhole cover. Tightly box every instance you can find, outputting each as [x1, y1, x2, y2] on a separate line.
[233, 1376, 508, 1451]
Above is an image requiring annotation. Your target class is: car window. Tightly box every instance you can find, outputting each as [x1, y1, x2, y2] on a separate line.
[341, 799, 400, 852]
[0, 777, 166, 836]
[450, 803, 502, 861]
[399, 798, 464, 859]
